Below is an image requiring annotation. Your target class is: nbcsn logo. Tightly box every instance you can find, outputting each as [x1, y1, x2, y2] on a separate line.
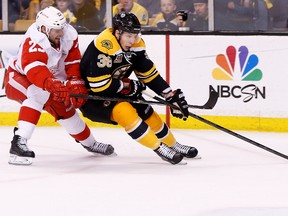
[211, 45, 265, 103]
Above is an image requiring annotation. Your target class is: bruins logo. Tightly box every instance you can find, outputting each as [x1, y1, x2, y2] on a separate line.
[101, 40, 113, 50]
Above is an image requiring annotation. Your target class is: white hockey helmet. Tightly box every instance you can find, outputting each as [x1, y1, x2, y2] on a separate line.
[36, 6, 66, 34]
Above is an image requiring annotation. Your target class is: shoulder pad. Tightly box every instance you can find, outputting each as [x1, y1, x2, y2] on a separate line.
[95, 28, 121, 55]
[130, 38, 146, 52]
[25, 23, 50, 49]
[63, 24, 78, 41]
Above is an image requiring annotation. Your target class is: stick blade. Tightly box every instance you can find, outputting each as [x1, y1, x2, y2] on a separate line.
[202, 88, 219, 109]
[189, 88, 218, 109]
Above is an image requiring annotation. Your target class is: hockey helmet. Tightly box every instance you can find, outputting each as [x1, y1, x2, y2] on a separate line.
[112, 12, 141, 34]
[36, 6, 66, 34]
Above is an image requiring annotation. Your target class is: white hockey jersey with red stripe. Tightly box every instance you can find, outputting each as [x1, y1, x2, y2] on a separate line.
[9, 23, 81, 89]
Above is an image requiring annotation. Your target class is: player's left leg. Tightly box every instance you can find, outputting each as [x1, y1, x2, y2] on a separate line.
[145, 111, 199, 158]
[45, 100, 114, 156]
[111, 102, 183, 164]
[4, 68, 46, 165]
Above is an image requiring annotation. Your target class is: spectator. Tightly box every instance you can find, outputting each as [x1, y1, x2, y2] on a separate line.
[186, 0, 209, 31]
[229, 0, 269, 31]
[0, 0, 32, 31]
[19, 0, 33, 19]
[70, 0, 104, 31]
[214, 0, 236, 31]
[28, 0, 54, 19]
[95, 0, 107, 22]
[176, 0, 194, 12]
[214, 0, 267, 31]
[150, 0, 180, 31]
[254, 0, 269, 31]
[137, 0, 161, 18]
[226, 0, 260, 31]
[112, 0, 149, 25]
[264, 0, 273, 29]
[269, 0, 288, 30]
[55, 0, 77, 25]
[40, 0, 54, 9]
[28, 0, 40, 19]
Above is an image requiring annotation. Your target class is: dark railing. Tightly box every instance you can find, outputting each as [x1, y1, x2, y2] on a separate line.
[0, 0, 287, 35]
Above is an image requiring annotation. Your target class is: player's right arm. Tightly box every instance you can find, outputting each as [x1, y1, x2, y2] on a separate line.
[20, 37, 54, 89]
[19, 37, 69, 104]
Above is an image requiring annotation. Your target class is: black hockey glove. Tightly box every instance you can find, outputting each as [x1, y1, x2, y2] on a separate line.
[166, 89, 189, 121]
[120, 78, 146, 97]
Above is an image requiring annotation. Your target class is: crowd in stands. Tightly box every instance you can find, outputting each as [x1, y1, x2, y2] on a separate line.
[0, 0, 288, 32]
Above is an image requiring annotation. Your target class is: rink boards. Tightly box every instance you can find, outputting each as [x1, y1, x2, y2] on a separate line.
[1, 34, 288, 131]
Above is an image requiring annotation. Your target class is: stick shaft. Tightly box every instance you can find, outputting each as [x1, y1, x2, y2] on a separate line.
[189, 112, 288, 160]
[70, 93, 215, 109]
[144, 92, 288, 160]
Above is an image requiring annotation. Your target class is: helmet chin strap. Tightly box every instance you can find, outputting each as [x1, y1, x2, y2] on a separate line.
[40, 25, 51, 38]
[46, 30, 50, 38]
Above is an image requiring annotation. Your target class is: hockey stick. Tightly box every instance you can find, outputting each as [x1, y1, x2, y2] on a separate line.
[71, 93, 168, 106]
[145, 88, 218, 110]
[70, 90, 218, 110]
[142, 92, 288, 160]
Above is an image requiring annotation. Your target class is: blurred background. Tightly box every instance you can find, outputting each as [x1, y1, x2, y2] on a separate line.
[1, 0, 287, 33]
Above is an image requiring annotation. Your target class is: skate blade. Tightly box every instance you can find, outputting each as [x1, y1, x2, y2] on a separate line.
[188, 154, 202, 160]
[178, 159, 188, 165]
[91, 152, 118, 157]
[107, 152, 117, 157]
[8, 154, 33, 165]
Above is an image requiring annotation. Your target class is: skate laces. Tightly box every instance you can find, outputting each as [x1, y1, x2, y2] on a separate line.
[16, 136, 30, 152]
[89, 141, 109, 153]
[157, 144, 176, 159]
[172, 142, 191, 154]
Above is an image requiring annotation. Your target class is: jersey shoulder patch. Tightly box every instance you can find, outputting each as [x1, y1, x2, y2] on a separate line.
[95, 28, 121, 55]
[101, 40, 113, 50]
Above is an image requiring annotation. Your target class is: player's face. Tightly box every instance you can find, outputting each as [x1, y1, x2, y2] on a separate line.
[117, 31, 140, 51]
[48, 28, 64, 47]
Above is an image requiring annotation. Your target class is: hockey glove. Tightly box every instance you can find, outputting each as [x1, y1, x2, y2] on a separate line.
[44, 78, 70, 105]
[120, 78, 146, 97]
[66, 77, 88, 108]
[166, 89, 189, 121]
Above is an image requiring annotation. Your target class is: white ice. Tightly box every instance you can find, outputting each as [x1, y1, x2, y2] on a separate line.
[0, 127, 288, 216]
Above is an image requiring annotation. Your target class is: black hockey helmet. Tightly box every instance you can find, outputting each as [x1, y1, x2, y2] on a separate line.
[112, 12, 141, 34]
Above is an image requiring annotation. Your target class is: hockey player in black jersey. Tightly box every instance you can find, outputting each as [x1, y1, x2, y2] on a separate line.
[79, 12, 198, 165]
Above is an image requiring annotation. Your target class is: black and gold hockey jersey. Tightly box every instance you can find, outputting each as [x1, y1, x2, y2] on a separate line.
[80, 28, 171, 97]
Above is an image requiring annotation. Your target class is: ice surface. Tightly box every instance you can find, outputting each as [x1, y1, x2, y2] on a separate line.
[0, 127, 288, 216]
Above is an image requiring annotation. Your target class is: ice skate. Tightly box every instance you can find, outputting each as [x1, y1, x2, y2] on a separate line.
[82, 141, 116, 156]
[171, 142, 200, 159]
[154, 143, 184, 165]
[9, 128, 35, 165]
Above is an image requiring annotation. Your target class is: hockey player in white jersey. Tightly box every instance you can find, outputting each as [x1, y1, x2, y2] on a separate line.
[4, 6, 114, 165]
